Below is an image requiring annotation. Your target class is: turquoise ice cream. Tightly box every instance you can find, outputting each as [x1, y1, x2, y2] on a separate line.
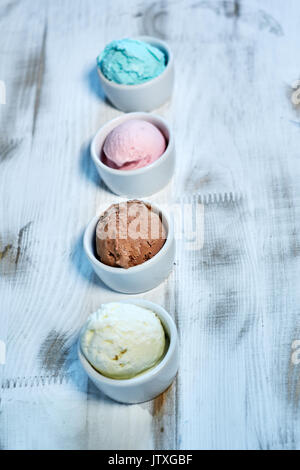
[97, 38, 166, 85]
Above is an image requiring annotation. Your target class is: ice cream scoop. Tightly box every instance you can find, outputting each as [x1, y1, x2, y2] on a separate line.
[80, 302, 166, 380]
[102, 119, 166, 171]
[95, 200, 167, 268]
[97, 38, 166, 85]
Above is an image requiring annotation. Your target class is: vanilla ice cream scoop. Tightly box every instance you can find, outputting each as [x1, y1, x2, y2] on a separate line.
[80, 303, 166, 379]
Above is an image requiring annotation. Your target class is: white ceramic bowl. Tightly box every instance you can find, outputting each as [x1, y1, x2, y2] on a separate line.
[78, 299, 179, 404]
[83, 201, 175, 294]
[97, 36, 174, 112]
[91, 112, 175, 198]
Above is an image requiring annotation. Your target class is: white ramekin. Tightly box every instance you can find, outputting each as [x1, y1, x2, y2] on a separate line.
[91, 112, 175, 198]
[83, 201, 175, 294]
[78, 299, 179, 404]
[97, 36, 174, 112]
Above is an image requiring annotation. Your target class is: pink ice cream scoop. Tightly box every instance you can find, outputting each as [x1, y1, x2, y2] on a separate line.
[102, 119, 166, 171]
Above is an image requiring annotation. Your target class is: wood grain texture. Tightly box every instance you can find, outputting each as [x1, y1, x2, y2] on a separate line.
[1, 0, 300, 449]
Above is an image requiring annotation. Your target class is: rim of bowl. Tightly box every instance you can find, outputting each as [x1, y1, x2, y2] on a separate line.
[83, 200, 174, 274]
[97, 36, 173, 90]
[90, 111, 174, 177]
[77, 299, 178, 387]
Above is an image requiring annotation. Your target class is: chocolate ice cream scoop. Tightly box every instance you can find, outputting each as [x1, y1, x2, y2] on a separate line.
[96, 201, 167, 268]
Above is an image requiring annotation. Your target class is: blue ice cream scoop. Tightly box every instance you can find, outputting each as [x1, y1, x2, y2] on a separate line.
[98, 38, 166, 85]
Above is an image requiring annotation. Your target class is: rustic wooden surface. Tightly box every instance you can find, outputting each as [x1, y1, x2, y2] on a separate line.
[1, 0, 300, 450]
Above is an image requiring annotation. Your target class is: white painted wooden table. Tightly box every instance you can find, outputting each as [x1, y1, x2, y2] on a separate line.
[1, 0, 300, 450]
